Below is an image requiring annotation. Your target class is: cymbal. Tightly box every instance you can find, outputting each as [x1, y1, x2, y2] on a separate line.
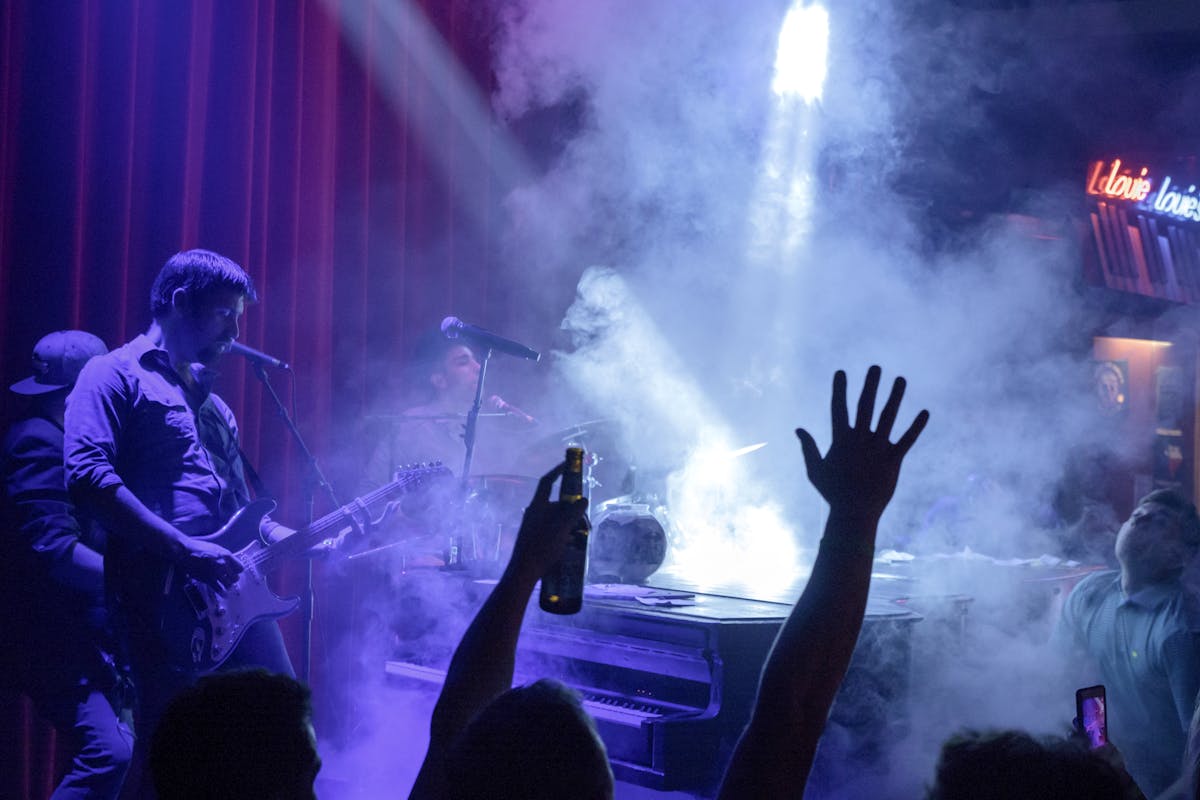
[365, 412, 508, 422]
[467, 473, 537, 488]
[529, 418, 617, 449]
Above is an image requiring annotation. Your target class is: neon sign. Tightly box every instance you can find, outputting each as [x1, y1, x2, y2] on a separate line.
[1150, 176, 1200, 223]
[1086, 159, 1152, 201]
[1087, 158, 1200, 224]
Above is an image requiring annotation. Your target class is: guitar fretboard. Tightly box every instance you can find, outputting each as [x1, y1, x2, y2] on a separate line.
[248, 464, 446, 573]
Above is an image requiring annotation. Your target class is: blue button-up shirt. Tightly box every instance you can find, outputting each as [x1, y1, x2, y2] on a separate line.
[64, 333, 275, 547]
[1059, 569, 1200, 796]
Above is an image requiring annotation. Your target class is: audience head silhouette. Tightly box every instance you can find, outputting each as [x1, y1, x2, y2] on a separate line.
[149, 669, 319, 800]
[444, 678, 614, 800]
[927, 729, 1124, 800]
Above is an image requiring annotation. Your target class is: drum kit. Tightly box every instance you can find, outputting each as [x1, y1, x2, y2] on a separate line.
[351, 416, 680, 585]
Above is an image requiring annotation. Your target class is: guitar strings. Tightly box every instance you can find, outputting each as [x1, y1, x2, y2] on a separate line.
[243, 465, 445, 572]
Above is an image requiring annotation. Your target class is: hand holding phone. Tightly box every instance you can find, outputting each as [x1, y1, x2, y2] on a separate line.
[1076, 685, 1107, 749]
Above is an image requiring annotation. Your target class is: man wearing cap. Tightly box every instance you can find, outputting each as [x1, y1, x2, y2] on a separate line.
[64, 250, 297, 799]
[1, 330, 132, 799]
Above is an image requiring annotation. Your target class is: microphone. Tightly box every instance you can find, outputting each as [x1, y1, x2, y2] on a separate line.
[228, 341, 291, 371]
[489, 395, 537, 425]
[441, 317, 540, 362]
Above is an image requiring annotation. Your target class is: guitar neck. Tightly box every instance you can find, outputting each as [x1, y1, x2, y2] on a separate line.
[253, 468, 442, 574]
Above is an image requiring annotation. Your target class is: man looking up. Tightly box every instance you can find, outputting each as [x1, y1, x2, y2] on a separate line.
[1057, 488, 1200, 798]
[65, 249, 297, 799]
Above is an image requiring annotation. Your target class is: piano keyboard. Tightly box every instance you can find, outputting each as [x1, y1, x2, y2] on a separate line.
[382, 659, 692, 726]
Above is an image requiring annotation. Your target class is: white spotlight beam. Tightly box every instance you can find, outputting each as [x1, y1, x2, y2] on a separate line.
[772, 2, 830, 104]
[321, 0, 534, 230]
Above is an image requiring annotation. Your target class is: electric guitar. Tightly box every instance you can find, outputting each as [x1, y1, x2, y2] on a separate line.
[155, 462, 449, 671]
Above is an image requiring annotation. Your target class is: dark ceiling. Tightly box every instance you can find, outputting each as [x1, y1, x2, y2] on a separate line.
[889, 0, 1200, 228]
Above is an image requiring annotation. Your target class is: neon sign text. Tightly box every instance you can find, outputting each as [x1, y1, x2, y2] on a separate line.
[1151, 176, 1200, 223]
[1087, 157, 1200, 225]
[1086, 159, 1152, 201]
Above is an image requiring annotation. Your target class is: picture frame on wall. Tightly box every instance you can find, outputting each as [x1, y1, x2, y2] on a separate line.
[1093, 360, 1128, 418]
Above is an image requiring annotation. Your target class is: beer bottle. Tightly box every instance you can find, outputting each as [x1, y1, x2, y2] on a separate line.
[539, 446, 590, 614]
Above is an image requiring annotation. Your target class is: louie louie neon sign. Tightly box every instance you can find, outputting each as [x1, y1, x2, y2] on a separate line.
[1087, 158, 1200, 223]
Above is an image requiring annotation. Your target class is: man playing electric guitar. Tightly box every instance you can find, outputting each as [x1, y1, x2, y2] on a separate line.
[65, 249, 307, 800]
[154, 463, 443, 673]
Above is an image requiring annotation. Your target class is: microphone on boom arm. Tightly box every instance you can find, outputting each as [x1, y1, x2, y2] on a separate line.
[228, 341, 291, 371]
[441, 317, 540, 362]
[490, 395, 538, 425]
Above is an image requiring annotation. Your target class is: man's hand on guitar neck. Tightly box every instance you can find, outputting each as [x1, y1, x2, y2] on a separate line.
[178, 538, 243, 591]
[263, 524, 350, 559]
[264, 525, 298, 546]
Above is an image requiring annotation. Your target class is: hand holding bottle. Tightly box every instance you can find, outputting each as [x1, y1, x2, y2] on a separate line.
[507, 461, 589, 590]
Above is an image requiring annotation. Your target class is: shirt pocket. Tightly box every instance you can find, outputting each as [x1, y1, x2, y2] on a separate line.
[129, 381, 198, 474]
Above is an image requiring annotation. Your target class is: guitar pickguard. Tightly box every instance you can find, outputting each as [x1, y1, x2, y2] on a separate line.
[165, 541, 299, 671]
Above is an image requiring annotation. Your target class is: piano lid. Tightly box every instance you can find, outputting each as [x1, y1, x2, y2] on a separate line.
[640, 568, 925, 621]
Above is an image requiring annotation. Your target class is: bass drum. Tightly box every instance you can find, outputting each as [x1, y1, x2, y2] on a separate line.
[586, 499, 671, 585]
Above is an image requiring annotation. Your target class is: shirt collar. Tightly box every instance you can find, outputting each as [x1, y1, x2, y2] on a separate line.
[131, 332, 167, 366]
[131, 333, 219, 401]
[1121, 581, 1179, 610]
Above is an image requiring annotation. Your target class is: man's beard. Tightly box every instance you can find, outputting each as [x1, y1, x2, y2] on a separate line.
[196, 340, 231, 365]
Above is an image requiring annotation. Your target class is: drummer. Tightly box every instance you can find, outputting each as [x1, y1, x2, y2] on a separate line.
[360, 328, 524, 491]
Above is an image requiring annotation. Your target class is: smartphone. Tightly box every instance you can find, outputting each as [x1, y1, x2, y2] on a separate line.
[1076, 684, 1107, 749]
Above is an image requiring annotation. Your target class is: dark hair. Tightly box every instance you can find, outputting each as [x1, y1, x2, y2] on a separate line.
[445, 678, 613, 800]
[149, 249, 257, 319]
[411, 328, 475, 374]
[1138, 488, 1200, 550]
[150, 669, 316, 799]
[927, 729, 1123, 800]
[403, 327, 477, 403]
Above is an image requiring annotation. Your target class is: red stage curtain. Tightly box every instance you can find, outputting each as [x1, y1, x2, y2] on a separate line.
[0, 1, 509, 795]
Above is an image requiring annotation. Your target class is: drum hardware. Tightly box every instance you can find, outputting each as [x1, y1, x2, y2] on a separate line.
[434, 474, 537, 575]
[580, 448, 603, 498]
[533, 419, 616, 449]
[365, 412, 508, 422]
[587, 500, 671, 585]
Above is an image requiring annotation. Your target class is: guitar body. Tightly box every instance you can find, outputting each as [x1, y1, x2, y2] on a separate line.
[157, 498, 300, 672]
[149, 463, 448, 672]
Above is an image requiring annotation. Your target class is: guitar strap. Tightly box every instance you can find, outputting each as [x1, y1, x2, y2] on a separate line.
[238, 446, 271, 499]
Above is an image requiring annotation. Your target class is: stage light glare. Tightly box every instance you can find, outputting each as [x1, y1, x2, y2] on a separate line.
[666, 438, 799, 592]
[771, 2, 829, 104]
[560, 270, 802, 589]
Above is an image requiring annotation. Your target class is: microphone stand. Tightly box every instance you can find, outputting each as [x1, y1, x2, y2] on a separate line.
[448, 348, 494, 568]
[251, 362, 340, 684]
[460, 347, 492, 485]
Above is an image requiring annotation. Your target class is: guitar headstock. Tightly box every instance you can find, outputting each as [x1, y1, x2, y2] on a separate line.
[392, 461, 452, 485]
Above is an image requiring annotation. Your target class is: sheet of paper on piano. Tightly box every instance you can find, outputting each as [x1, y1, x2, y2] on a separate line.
[584, 583, 697, 606]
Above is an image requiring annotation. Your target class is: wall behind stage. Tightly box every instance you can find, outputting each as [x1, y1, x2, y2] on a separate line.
[0, 1, 511, 795]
